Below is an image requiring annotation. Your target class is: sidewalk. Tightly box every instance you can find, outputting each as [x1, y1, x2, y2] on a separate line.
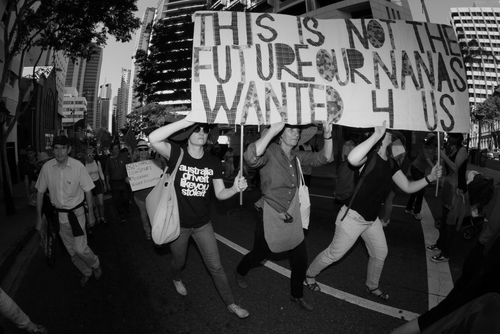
[0, 181, 37, 293]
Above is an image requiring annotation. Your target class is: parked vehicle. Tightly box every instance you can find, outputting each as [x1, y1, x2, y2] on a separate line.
[486, 149, 500, 159]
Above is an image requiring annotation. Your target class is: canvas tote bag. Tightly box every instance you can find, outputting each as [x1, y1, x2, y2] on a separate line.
[146, 149, 184, 245]
[296, 157, 311, 229]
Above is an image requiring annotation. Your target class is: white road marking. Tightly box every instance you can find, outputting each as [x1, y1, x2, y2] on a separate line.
[215, 233, 419, 321]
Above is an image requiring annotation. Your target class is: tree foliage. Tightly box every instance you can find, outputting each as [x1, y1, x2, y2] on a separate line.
[1, 0, 141, 135]
[0, 0, 140, 189]
[125, 103, 187, 138]
[474, 95, 500, 122]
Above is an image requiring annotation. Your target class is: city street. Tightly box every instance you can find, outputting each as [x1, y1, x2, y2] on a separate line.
[1, 168, 494, 334]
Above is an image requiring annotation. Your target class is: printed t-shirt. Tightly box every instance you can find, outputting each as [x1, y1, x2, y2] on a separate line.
[169, 144, 223, 228]
[350, 152, 400, 221]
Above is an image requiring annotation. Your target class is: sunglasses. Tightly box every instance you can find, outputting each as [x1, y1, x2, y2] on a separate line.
[193, 126, 210, 134]
[137, 148, 148, 152]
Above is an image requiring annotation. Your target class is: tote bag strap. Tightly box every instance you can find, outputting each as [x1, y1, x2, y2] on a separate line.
[170, 148, 184, 178]
[296, 157, 306, 187]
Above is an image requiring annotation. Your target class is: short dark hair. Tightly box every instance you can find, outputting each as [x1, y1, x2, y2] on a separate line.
[52, 135, 69, 147]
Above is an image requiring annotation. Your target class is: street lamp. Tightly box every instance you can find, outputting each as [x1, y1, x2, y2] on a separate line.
[0, 102, 16, 215]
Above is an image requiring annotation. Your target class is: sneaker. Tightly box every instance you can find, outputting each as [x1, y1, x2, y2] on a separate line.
[227, 304, 249, 319]
[414, 213, 422, 220]
[426, 244, 441, 252]
[173, 279, 187, 296]
[431, 253, 449, 263]
[405, 209, 414, 215]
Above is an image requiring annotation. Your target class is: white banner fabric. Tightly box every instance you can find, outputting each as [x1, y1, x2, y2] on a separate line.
[189, 11, 470, 133]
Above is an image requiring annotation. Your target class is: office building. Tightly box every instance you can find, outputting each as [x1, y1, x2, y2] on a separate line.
[65, 45, 103, 129]
[62, 87, 88, 135]
[451, 3, 500, 149]
[129, 7, 157, 113]
[99, 83, 112, 132]
[116, 68, 131, 129]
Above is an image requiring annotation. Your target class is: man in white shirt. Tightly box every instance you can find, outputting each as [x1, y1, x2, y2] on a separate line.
[35, 136, 102, 288]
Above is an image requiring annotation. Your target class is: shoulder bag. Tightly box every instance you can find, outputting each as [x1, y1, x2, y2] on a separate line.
[146, 149, 184, 245]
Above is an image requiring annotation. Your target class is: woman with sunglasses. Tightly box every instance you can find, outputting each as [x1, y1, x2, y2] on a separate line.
[149, 117, 250, 319]
[127, 140, 166, 240]
[84, 147, 107, 224]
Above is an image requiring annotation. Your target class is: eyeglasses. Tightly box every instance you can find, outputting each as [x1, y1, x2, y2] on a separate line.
[87, 154, 94, 158]
[193, 126, 210, 134]
[137, 148, 148, 152]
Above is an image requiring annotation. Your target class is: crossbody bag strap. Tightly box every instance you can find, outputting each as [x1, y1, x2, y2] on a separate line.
[169, 148, 184, 178]
[341, 152, 377, 221]
[296, 157, 306, 187]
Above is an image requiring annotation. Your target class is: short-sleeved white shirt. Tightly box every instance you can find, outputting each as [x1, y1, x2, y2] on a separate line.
[35, 157, 95, 209]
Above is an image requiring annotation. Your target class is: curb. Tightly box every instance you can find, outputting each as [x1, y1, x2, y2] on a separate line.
[0, 226, 36, 284]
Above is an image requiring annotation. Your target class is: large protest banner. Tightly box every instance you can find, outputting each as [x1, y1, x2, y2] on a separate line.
[189, 11, 470, 133]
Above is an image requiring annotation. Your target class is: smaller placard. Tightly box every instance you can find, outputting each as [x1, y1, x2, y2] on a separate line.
[126, 160, 164, 192]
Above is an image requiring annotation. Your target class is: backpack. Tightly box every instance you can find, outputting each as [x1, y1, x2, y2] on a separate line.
[334, 153, 378, 221]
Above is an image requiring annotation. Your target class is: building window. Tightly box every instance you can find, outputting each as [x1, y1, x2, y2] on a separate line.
[7, 71, 16, 87]
[45, 134, 54, 150]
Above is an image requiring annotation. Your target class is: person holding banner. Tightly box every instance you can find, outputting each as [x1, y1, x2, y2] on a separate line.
[305, 121, 442, 301]
[234, 116, 334, 312]
[149, 117, 250, 319]
[427, 133, 468, 263]
[127, 140, 166, 240]
[405, 133, 438, 221]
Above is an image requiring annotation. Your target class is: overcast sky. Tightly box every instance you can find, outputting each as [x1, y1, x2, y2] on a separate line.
[98, 0, 481, 100]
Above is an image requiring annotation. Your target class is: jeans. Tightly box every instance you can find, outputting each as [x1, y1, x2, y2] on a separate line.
[406, 166, 426, 214]
[169, 222, 234, 306]
[236, 213, 308, 298]
[58, 207, 100, 277]
[133, 195, 151, 238]
[306, 206, 388, 290]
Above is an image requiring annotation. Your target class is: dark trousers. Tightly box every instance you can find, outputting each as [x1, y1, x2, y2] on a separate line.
[110, 180, 130, 217]
[436, 207, 455, 258]
[236, 211, 308, 298]
[405, 166, 426, 214]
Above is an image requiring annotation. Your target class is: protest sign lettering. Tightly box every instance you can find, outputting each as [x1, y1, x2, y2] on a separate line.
[189, 11, 469, 132]
[126, 160, 164, 192]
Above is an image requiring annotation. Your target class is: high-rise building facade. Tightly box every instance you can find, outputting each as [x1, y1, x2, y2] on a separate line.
[129, 7, 156, 113]
[116, 68, 131, 129]
[451, 4, 500, 149]
[24, 47, 68, 118]
[65, 45, 103, 129]
[99, 83, 112, 132]
[62, 87, 88, 134]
